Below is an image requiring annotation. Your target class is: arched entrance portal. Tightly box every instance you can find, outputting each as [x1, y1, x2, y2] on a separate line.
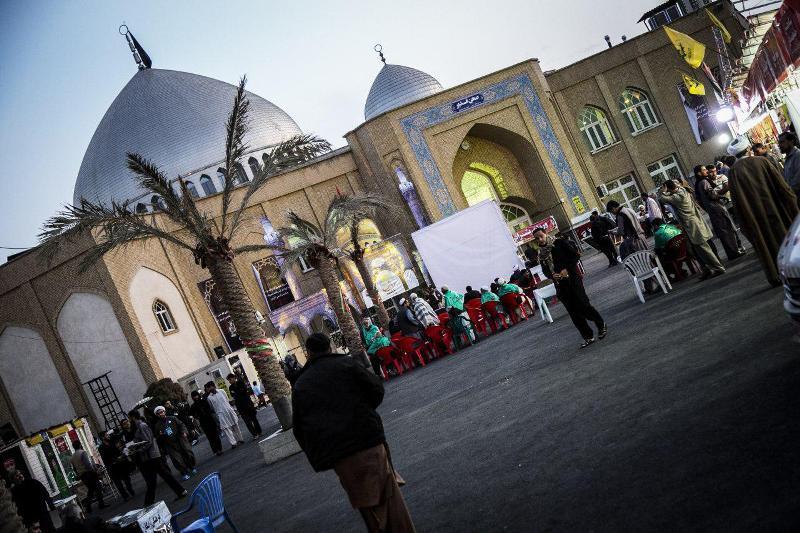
[452, 123, 563, 230]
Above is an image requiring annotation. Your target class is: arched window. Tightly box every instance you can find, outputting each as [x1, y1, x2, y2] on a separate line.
[152, 300, 177, 333]
[461, 170, 497, 206]
[618, 88, 659, 134]
[216, 167, 227, 186]
[578, 106, 617, 152]
[185, 180, 199, 198]
[200, 174, 216, 195]
[500, 203, 532, 233]
[233, 163, 249, 185]
[135, 203, 147, 214]
[248, 156, 261, 177]
[151, 195, 165, 210]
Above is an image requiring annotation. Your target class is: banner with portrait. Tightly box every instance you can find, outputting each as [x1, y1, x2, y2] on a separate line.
[360, 235, 420, 302]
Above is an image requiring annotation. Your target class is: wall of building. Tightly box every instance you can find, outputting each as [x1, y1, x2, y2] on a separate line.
[0, 326, 75, 434]
[128, 267, 210, 379]
[545, 1, 747, 198]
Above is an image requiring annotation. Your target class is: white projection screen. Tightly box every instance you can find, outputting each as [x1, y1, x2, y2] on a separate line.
[412, 200, 524, 291]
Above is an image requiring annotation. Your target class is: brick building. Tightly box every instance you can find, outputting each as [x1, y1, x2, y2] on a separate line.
[0, 1, 746, 438]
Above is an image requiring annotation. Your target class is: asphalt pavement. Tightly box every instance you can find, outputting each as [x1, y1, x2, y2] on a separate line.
[99, 247, 800, 532]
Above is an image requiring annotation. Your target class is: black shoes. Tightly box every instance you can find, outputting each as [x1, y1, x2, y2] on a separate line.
[579, 338, 596, 349]
[598, 324, 608, 339]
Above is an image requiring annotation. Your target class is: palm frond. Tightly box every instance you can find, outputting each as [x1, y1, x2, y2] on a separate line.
[219, 76, 250, 235]
[324, 192, 395, 245]
[38, 200, 194, 268]
[126, 153, 203, 235]
[226, 134, 331, 241]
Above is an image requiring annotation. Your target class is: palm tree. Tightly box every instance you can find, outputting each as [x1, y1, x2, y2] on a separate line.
[240, 194, 395, 367]
[337, 193, 393, 331]
[38, 76, 330, 430]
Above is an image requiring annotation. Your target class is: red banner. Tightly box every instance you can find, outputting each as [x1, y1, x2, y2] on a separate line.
[513, 216, 558, 244]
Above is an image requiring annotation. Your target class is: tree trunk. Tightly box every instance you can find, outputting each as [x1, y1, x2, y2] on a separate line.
[315, 254, 370, 367]
[207, 257, 293, 430]
[0, 479, 24, 533]
[354, 256, 391, 331]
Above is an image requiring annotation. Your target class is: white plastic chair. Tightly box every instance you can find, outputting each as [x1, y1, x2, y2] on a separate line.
[622, 250, 672, 303]
[533, 283, 557, 323]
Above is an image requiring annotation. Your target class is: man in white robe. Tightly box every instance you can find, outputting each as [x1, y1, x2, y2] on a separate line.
[204, 381, 244, 448]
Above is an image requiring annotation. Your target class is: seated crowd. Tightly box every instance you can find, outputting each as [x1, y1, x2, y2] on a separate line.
[359, 271, 543, 379]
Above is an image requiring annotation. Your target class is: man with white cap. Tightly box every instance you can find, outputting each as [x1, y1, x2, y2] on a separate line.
[726, 135, 799, 286]
[408, 293, 439, 327]
[153, 405, 196, 480]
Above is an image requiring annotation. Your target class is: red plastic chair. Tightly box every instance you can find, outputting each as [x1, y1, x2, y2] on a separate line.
[481, 300, 510, 332]
[375, 346, 404, 378]
[424, 324, 454, 356]
[391, 333, 427, 367]
[664, 233, 701, 281]
[500, 293, 528, 324]
[437, 312, 451, 326]
[465, 299, 490, 337]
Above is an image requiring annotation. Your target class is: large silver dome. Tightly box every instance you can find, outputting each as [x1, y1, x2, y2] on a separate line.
[74, 68, 302, 205]
[364, 63, 443, 121]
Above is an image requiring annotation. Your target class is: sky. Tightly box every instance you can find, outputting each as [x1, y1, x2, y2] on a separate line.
[0, 0, 657, 262]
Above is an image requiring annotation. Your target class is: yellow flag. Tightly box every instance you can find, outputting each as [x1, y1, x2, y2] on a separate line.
[681, 72, 706, 96]
[664, 26, 706, 69]
[705, 8, 731, 44]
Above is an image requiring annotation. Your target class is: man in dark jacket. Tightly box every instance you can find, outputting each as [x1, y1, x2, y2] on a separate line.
[589, 211, 619, 266]
[129, 410, 186, 506]
[227, 373, 262, 439]
[11, 470, 55, 532]
[189, 390, 223, 455]
[396, 298, 423, 338]
[533, 228, 606, 348]
[293, 333, 415, 533]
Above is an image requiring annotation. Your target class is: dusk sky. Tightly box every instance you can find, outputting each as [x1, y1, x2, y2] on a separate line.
[0, 0, 657, 261]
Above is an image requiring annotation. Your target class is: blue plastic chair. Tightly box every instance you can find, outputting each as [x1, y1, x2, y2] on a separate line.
[170, 472, 239, 533]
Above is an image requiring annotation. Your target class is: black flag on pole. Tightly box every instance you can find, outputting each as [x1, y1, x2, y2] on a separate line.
[128, 31, 152, 69]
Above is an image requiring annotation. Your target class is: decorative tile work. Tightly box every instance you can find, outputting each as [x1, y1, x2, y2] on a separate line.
[400, 73, 587, 217]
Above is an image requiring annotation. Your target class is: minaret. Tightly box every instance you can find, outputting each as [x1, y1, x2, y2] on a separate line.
[119, 24, 152, 70]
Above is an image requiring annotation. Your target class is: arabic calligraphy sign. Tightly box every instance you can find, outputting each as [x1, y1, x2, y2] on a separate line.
[451, 93, 484, 114]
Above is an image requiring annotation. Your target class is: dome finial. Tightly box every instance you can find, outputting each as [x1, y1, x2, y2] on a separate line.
[374, 44, 386, 64]
[119, 24, 152, 70]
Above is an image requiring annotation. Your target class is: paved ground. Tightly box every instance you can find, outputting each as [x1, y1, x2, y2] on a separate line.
[99, 247, 800, 532]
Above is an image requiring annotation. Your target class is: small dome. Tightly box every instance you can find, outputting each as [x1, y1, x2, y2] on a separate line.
[364, 63, 443, 121]
[74, 68, 302, 206]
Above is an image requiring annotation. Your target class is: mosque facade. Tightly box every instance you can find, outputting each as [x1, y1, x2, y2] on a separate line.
[0, 1, 745, 438]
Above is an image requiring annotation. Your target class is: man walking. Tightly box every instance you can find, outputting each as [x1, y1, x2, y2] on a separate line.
[532, 228, 606, 348]
[659, 180, 726, 279]
[69, 441, 106, 512]
[589, 211, 619, 266]
[227, 373, 262, 440]
[98, 431, 134, 500]
[189, 390, 223, 456]
[727, 135, 799, 286]
[128, 410, 186, 506]
[293, 333, 415, 532]
[693, 165, 745, 261]
[11, 470, 55, 532]
[205, 381, 245, 448]
[153, 405, 196, 480]
[778, 132, 800, 204]
[251, 380, 267, 407]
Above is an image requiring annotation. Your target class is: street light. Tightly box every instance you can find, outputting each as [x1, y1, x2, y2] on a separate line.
[715, 107, 735, 123]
